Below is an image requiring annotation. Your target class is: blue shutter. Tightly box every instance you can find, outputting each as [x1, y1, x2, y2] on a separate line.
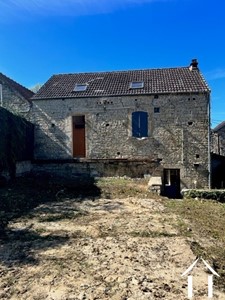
[132, 111, 148, 137]
[132, 112, 139, 137]
[139, 111, 148, 137]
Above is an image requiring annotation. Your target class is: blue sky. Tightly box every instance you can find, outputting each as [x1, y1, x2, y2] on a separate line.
[0, 0, 225, 127]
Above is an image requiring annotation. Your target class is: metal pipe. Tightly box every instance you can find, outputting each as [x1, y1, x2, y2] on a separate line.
[208, 93, 211, 189]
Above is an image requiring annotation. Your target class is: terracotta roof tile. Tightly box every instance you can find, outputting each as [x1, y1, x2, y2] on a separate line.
[32, 66, 210, 100]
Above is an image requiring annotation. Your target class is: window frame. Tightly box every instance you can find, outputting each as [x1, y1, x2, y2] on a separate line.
[73, 84, 88, 92]
[131, 111, 148, 138]
[129, 81, 144, 89]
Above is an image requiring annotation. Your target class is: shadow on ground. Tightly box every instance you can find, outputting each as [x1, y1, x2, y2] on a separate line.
[0, 174, 101, 216]
[0, 175, 102, 265]
[0, 227, 70, 267]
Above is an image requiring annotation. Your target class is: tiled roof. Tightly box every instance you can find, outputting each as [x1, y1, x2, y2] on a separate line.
[213, 121, 225, 132]
[32, 65, 210, 100]
[0, 72, 34, 101]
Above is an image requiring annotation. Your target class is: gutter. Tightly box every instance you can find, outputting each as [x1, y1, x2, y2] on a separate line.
[208, 93, 211, 188]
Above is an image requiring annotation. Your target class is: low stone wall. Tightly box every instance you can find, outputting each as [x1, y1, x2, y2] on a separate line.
[16, 161, 32, 176]
[32, 159, 161, 179]
[1, 160, 32, 181]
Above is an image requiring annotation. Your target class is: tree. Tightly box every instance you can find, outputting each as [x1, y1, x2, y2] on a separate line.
[30, 83, 42, 93]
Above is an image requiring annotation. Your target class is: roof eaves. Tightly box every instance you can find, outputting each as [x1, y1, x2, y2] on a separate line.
[213, 121, 225, 132]
[31, 90, 210, 100]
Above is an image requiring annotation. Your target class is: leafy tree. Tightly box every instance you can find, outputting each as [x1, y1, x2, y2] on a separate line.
[30, 83, 42, 93]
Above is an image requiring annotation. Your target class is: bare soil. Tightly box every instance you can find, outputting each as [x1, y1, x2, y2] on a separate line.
[0, 177, 224, 299]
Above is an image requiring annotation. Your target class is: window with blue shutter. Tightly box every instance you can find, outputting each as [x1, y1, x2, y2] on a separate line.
[132, 111, 148, 137]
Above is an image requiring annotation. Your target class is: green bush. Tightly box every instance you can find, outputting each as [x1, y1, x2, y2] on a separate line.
[182, 189, 225, 202]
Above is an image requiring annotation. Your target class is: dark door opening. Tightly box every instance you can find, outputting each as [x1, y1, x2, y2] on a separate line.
[72, 115, 85, 158]
[163, 169, 181, 198]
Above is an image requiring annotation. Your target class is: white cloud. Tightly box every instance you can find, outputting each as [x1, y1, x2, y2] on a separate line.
[0, 0, 162, 20]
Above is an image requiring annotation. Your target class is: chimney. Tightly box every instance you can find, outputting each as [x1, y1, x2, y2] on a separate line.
[189, 59, 199, 71]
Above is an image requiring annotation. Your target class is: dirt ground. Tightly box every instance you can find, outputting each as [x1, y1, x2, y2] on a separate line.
[1, 189, 225, 300]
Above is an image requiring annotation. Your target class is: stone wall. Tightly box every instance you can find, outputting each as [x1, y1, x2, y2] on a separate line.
[1, 83, 31, 120]
[2, 161, 32, 180]
[0, 107, 34, 179]
[211, 128, 225, 157]
[32, 92, 210, 189]
[32, 159, 161, 179]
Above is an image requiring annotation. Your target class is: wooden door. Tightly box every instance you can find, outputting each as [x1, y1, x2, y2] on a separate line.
[73, 116, 85, 157]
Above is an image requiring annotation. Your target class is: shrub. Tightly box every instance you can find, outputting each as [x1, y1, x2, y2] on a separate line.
[182, 189, 225, 202]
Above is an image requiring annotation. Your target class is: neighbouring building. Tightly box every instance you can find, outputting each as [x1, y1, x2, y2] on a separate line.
[211, 122, 225, 188]
[0, 72, 34, 120]
[32, 59, 211, 197]
[211, 121, 225, 156]
[0, 73, 34, 179]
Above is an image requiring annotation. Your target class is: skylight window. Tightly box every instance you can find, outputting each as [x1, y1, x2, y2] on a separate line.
[130, 81, 144, 89]
[74, 84, 88, 92]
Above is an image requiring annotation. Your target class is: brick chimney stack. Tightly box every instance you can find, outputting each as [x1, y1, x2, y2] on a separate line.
[189, 59, 199, 71]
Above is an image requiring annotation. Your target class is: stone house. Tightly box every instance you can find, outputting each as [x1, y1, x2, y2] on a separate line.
[32, 59, 211, 197]
[0, 72, 34, 120]
[211, 122, 225, 188]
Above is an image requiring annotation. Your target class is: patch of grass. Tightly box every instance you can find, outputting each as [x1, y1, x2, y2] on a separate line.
[37, 211, 85, 222]
[129, 230, 176, 238]
[96, 177, 159, 199]
[166, 199, 225, 241]
[97, 223, 119, 238]
[166, 199, 225, 292]
[35, 227, 48, 234]
[7, 229, 69, 244]
[173, 218, 193, 238]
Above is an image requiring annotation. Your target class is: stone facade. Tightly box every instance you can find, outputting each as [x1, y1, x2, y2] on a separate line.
[211, 122, 225, 188]
[0, 73, 34, 121]
[211, 122, 225, 156]
[1, 84, 30, 119]
[32, 92, 210, 190]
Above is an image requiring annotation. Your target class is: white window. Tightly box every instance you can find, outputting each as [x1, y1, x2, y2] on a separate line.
[74, 84, 88, 92]
[130, 81, 144, 89]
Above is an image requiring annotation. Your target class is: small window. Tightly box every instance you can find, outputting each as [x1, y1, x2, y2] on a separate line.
[74, 84, 87, 92]
[154, 107, 160, 113]
[132, 111, 148, 137]
[130, 81, 144, 89]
